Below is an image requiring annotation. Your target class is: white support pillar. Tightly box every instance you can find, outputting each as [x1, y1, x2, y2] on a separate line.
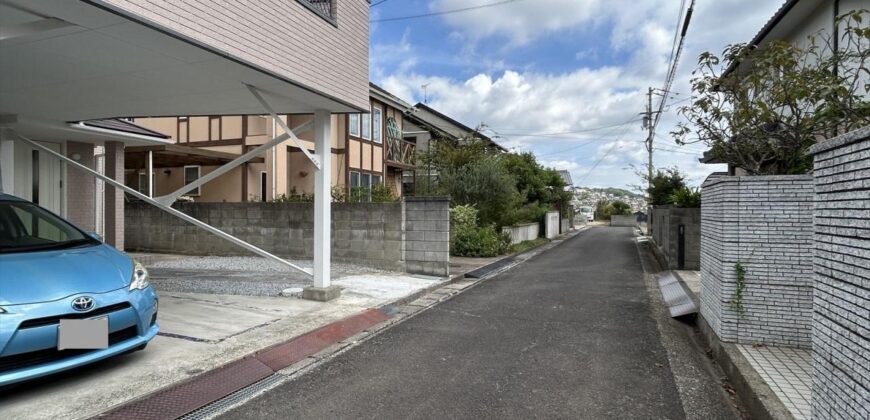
[0, 132, 14, 194]
[146, 150, 153, 198]
[303, 110, 340, 302]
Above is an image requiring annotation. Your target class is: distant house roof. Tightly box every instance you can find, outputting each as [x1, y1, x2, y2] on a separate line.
[80, 119, 171, 139]
[405, 103, 507, 152]
[557, 170, 573, 186]
[369, 82, 412, 112]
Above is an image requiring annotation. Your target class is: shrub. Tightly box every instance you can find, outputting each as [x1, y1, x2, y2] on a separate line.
[371, 183, 398, 202]
[671, 187, 701, 208]
[452, 224, 510, 257]
[331, 185, 348, 203]
[449, 204, 509, 257]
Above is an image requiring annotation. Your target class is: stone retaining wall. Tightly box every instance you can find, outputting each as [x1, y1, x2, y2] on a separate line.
[808, 127, 870, 419]
[700, 175, 814, 348]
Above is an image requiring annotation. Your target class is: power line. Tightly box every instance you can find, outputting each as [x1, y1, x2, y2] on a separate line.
[371, 0, 525, 23]
[534, 117, 639, 157]
[491, 118, 642, 136]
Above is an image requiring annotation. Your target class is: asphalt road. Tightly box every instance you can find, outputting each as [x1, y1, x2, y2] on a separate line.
[219, 227, 738, 419]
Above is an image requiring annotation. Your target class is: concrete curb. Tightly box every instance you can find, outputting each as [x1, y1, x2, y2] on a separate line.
[696, 316, 795, 420]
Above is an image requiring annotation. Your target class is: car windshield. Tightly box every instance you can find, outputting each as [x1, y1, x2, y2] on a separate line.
[0, 200, 98, 254]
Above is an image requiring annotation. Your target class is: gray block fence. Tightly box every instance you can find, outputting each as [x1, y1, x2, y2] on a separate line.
[699, 174, 814, 348]
[649, 205, 701, 270]
[808, 127, 870, 420]
[125, 197, 450, 277]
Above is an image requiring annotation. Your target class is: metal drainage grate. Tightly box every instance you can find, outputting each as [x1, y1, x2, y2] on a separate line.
[178, 373, 287, 420]
[657, 271, 698, 317]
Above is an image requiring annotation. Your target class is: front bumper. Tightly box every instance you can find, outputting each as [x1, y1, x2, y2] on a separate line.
[0, 287, 159, 387]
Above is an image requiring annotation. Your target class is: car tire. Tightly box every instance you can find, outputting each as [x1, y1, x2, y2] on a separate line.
[135, 343, 148, 351]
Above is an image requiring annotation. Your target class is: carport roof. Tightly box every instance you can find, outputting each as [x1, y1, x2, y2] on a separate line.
[125, 144, 264, 169]
[0, 0, 360, 144]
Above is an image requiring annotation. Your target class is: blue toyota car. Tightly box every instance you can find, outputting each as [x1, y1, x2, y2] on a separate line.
[0, 193, 158, 386]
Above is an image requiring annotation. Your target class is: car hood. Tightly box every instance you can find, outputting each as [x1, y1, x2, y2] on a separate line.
[0, 244, 132, 305]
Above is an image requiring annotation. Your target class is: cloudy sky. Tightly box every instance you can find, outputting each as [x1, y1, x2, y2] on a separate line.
[369, 0, 785, 189]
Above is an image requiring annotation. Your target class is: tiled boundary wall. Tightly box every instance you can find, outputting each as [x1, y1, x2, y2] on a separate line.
[650, 206, 701, 270]
[700, 175, 814, 348]
[125, 197, 449, 276]
[808, 127, 870, 419]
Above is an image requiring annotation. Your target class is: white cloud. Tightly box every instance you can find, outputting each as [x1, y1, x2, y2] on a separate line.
[376, 0, 782, 188]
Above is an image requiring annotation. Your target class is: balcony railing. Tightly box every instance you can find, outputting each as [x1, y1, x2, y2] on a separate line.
[386, 136, 416, 168]
[298, 0, 337, 25]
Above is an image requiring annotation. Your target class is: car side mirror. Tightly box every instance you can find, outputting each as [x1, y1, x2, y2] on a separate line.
[88, 231, 103, 242]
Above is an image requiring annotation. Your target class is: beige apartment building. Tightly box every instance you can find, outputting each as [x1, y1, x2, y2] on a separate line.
[128, 83, 415, 202]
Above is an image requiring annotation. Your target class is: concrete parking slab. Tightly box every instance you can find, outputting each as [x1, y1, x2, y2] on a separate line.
[0, 272, 445, 420]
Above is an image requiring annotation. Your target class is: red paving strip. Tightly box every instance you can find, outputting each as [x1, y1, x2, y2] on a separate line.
[94, 308, 391, 419]
[255, 308, 391, 371]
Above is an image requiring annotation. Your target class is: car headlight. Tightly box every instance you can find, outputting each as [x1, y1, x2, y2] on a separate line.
[129, 260, 150, 290]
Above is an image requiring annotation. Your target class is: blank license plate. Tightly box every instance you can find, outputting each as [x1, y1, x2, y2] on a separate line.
[58, 318, 108, 350]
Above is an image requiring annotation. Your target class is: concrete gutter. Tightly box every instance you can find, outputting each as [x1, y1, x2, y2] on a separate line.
[669, 271, 794, 420]
[695, 316, 795, 420]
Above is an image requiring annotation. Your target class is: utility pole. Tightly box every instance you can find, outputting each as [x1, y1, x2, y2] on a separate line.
[642, 87, 655, 197]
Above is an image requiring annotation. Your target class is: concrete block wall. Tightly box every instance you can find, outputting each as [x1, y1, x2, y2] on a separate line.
[502, 222, 539, 245]
[808, 127, 870, 419]
[125, 197, 450, 276]
[403, 197, 450, 277]
[700, 175, 814, 348]
[650, 206, 701, 270]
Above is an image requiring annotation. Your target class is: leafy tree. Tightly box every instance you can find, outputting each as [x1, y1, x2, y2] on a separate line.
[671, 187, 701, 208]
[673, 10, 870, 175]
[647, 167, 687, 206]
[437, 155, 520, 227]
[595, 199, 632, 220]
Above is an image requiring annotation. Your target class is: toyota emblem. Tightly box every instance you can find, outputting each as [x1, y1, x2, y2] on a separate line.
[71, 296, 96, 312]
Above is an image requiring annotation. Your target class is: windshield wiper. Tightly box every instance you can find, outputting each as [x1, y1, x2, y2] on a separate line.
[0, 238, 97, 254]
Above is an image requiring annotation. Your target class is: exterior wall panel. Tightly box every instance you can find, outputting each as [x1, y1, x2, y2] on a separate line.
[102, 0, 369, 110]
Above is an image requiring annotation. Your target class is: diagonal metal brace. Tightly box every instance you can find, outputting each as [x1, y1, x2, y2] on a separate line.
[245, 83, 320, 169]
[4, 128, 313, 277]
[154, 120, 311, 206]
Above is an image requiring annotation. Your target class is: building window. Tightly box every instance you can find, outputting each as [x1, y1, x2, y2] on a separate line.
[361, 109, 371, 141]
[372, 175, 382, 186]
[260, 171, 268, 202]
[138, 172, 155, 195]
[184, 165, 201, 196]
[297, 0, 337, 26]
[349, 114, 360, 137]
[361, 173, 371, 201]
[372, 107, 383, 143]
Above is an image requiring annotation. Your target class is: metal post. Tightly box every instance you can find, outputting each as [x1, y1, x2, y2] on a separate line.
[146, 150, 153, 198]
[312, 110, 332, 289]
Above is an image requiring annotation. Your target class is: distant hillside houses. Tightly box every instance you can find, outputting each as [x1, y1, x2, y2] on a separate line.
[572, 187, 647, 213]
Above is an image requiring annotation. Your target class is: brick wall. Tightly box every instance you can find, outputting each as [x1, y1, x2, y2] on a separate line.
[125, 197, 449, 276]
[65, 142, 95, 231]
[700, 175, 814, 348]
[103, 0, 369, 110]
[808, 127, 870, 419]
